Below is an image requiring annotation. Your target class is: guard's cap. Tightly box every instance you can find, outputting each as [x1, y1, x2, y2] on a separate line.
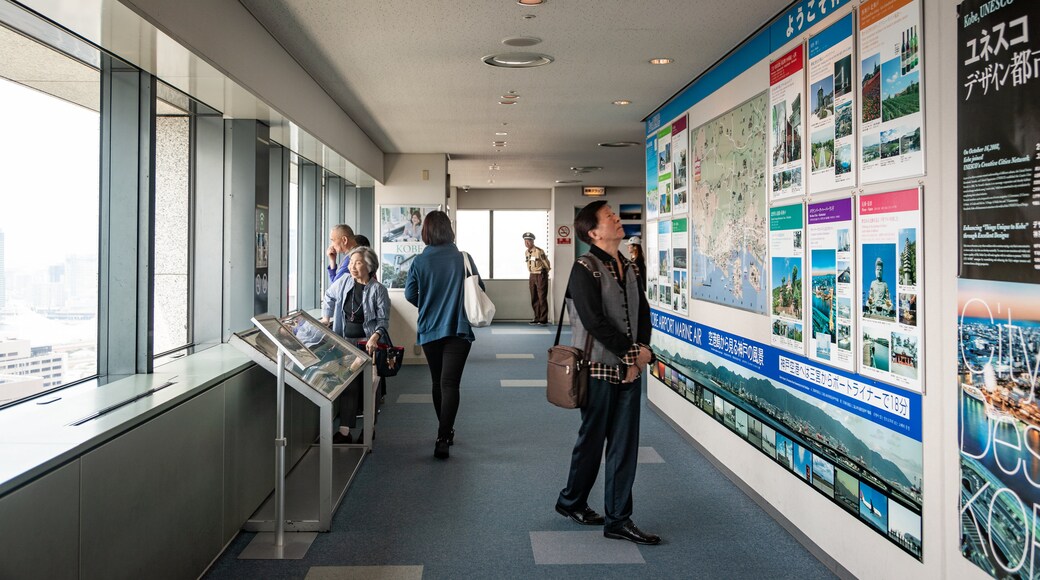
[626, 236, 642, 246]
[522, 232, 536, 240]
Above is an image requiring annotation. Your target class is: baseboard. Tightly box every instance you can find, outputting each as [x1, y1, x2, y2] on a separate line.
[648, 399, 857, 580]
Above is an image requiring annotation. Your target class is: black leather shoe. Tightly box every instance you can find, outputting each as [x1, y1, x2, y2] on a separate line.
[555, 503, 605, 526]
[434, 438, 450, 459]
[447, 428, 455, 446]
[604, 522, 661, 545]
[332, 431, 353, 444]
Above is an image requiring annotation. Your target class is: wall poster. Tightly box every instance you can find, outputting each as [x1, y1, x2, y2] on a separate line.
[646, 221, 659, 304]
[857, 189, 922, 392]
[808, 13, 857, 194]
[770, 203, 806, 353]
[858, 0, 924, 184]
[671, 218, 689, 315]
[657, 220, 672, 308]
[657, 125, 673, 217]
[646, 136, 660, 220]
[770, 44, 806, 201]
[671, 115, 690, 214]
[958, 0, 1040, 284]
[649, 309, 923, 560]
[379, 205, 439, 289]
[807, 197, 856, 371]
[689, 92, 770, 314]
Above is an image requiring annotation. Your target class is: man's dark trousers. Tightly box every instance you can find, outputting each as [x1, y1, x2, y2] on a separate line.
[529, 271, 549, 323]
[557, 376, 641, 531]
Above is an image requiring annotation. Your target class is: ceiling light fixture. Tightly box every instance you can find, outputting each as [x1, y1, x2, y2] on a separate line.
[517, 0, 545, 5]
[598, 141, 641, 147]
[521, 14, 536, 19]
[570, 166, 603, 171]
[495, 132, 508, 136]
[482, 52, 554, 68]
[649, 57, 674, 65]
[555, 179, 582, 184]
[502, 36, 542, 47]
[501, 94, 519, 99]
[498, 100, 517, 105]
[612, 99, 631, 106]
[493, 141, 507, 146]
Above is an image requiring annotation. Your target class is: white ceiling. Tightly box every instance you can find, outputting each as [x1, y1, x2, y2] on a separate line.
[239, 0, 791, 190]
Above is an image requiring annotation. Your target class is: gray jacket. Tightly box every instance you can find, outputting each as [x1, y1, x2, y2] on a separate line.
[322, 275, 391, 341]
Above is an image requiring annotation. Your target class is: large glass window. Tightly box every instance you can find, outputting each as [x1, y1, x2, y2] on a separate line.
[287, 157, 299, 311]
[455, 209, 549, 279]
[0, 25, 100, 404]
[455, 211, 491, 277]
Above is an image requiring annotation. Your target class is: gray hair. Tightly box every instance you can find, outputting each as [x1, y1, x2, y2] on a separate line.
[348, 245, 379, 274]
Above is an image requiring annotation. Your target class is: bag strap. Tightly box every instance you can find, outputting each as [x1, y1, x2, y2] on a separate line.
[553, 286, 595, 363]
[462, 251, 474, 277]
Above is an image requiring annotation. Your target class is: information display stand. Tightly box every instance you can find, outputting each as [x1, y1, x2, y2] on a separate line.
[230, 311, 375, 559]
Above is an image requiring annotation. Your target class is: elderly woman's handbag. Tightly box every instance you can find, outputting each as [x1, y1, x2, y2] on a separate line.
[356, 333, 404, 377]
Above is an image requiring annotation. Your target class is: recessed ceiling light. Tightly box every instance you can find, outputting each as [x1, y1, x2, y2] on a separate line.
[517, 0, 545, 5]
[598, 141, 641, 147]
[649, 57, 674, 65]
[555, 179, 582, 184]
[501, 94, 519, 99]
[521, 14, 536, 19]
[502, 36, 542, 47]
[498, 100, 517, 105]
[493, 141, 507, 146]
[482, 52, 554, 68]
[612, 99, 631, 106]
[570, 166, 603, 171]
[495, 132, 508, 136]
[489, 165, 501, 170]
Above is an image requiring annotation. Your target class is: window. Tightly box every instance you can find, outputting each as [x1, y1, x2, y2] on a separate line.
[287, 157, 299, 311]
[0, 25, 100, 404]
[455, 210, 549, 279]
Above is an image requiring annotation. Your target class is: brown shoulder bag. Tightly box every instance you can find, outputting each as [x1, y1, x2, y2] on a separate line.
[547, 298, 594, 409]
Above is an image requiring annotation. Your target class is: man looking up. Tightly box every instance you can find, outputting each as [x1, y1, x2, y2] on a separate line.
[523, 232, 551, 325]
[327, 224, 358, 284]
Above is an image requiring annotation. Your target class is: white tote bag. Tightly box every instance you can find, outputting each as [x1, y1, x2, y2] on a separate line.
[461, 251, 495, 327]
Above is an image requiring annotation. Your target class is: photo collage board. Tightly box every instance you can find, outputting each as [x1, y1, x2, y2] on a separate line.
[643, 0, 924, 560]
[957, 1, 1040, 578]
[378, 205, 441, 289]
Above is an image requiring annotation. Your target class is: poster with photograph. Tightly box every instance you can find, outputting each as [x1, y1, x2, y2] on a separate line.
[657, 125, 673, 217]
[770, 45, 806, 201]
[958, 0, 1040, 284]
[658, 220, 672, 308]
[671, 218, 689, 315]
[379, 205, 439, 289]
[645, 221, 659, 304]
[671, 115, 690, 214]
[646, 136, 659, 220]
[958, 278, 1040, 578]
[807, 198, 855, 371]
[858, 0, 924, 184]
[770, 203, 806, 353]
[808, 14, 856, 194]
[857, 189, 922, 392]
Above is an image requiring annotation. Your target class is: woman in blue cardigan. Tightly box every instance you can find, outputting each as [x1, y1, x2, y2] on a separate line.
[405, 210, 484, 459]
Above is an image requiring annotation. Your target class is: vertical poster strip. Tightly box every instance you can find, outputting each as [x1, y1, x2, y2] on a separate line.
[646, 136, 660, 220]
[379, 205, 440, 289]
[770, 44, 806, 201]
[808, 13, 857, 194]
[858, 0, 925, 184]
[671, 218, 689, 315]
[254, 205, 269, 314]
[672, 115, 690, 214]
[958, 278, 1040, 578]
[958, 0, 1040, 284]
[770, 203, 807, 353]
[657, 126, 673, 217]
[657, 220, 672, 309]
[646, 220, 659, 304]
[857, 189, 922, 392]
[807, 197, 856, 371]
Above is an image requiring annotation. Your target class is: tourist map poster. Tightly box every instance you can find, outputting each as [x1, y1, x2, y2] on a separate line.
[958, 278, 1040, 579]
[770, 45, 806, 201]
[770, 203, 806, 353]
[808, 14, 856, 194]
[672, 115, 690, 214]
[646, 136, 659, 220]
[658, 220, 672, 308]
[857, 189, 921, 392]
[649, 308, 923, 560]
[958, 0, 1040, 284]
[807, 198, 856, 372]
[689, 92, 769, 314]
[858, 0, 924, 184]
[672, 218, 689, 315]
[646, 221, 659, 304]
[379, 205, 439, 289]
[657, 125, 673, 217]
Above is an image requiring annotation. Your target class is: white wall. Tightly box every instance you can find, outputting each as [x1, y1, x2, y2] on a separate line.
[646, 0, 964, 578]
[376, 154, 448, 361]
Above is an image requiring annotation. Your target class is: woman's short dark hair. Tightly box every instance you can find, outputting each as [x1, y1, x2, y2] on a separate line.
[574, 200, 608, 244]
[421, 210, 455, 245]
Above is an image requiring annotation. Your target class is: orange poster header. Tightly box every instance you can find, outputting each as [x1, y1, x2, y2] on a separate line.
[860, 0, 914, 29]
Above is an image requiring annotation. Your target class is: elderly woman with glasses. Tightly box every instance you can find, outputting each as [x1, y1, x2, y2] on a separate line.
[321, 245, 391, 444]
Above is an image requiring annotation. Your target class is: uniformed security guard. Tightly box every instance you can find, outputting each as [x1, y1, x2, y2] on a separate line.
[523, 232, 551, 325]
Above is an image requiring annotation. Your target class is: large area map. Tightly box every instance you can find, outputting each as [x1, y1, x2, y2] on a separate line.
[689, 91, 769, 313]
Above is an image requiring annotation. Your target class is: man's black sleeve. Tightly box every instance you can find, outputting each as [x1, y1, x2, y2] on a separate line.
[568, 262, 634, 358]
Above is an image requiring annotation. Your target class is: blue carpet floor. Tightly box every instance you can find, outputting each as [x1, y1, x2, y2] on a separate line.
[205, 323, 836, 579]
